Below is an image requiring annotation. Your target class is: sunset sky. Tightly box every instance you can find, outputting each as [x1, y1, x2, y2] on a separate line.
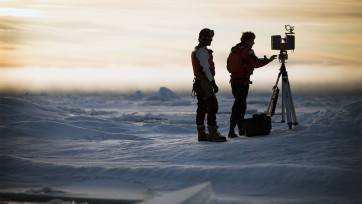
[0, 0, 361, 94]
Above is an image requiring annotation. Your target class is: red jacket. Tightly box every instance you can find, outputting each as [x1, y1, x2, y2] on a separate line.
[230, 44, 270, 84]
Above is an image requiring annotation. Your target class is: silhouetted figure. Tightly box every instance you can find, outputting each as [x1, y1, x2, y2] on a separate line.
[191, 28, 226, 142]
[227, 31, 277, 138]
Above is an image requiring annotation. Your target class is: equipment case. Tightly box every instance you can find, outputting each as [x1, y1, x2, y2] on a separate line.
[244, 113, 271, 136]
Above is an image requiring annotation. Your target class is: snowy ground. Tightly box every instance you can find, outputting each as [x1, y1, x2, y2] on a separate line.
[0, 87, 361, 203]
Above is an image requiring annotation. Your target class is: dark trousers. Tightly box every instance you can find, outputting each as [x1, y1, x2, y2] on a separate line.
[230, 83, 249, 130]
[196, 94, 218, 127]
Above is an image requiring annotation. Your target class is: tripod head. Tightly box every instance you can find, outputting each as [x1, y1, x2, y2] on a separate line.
[278, 50, 288, 64]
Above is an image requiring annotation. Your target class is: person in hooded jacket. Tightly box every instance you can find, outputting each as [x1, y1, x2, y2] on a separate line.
[228, 31, 277, 138]
[191, 28, 226, 142]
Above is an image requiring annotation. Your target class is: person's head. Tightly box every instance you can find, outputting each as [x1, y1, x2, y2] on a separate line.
[198, 28, 214, 46]
[240, 31, 255, 48]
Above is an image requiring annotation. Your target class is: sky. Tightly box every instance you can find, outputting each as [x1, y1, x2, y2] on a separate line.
[0, 0, 361, 94]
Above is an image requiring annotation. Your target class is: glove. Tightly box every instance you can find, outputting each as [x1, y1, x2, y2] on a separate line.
[269, 55, 277, 62]
[210, 80, 219, 93]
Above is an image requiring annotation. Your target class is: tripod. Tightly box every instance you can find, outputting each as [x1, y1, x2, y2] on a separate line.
[267, 50, 298, 129]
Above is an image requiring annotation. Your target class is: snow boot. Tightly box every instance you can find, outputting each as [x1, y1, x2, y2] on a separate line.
[228, 130, 238, 138]
[238, 121, 245, 136]
[208, 126, 227, 142]
[228, 123, 238, 138]
[197, 125, 209, 141]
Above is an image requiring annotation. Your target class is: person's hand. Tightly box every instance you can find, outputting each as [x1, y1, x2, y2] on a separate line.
[210, 80, 219, 93]
[269, 55, 277, 62]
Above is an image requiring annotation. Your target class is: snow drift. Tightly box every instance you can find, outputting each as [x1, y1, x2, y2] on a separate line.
[0, 91, 361, 203]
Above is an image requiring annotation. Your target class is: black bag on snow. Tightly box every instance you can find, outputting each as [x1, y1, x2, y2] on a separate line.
[244, 113, 271, 136]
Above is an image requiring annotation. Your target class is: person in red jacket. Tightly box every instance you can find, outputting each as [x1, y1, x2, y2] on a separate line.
[228, 31, 277, 138]
[191, 28, 226, 142]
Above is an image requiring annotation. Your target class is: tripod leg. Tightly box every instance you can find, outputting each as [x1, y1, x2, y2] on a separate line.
[282, 80, 293, 129]
[281, 79, 286, 123]
[286, 81, 298, 126]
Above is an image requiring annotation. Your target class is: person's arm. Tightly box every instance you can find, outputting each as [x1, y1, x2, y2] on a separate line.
[196, 48, 218, 93]
[196, 48, 214, 82]
[248, 49, 276, 69]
